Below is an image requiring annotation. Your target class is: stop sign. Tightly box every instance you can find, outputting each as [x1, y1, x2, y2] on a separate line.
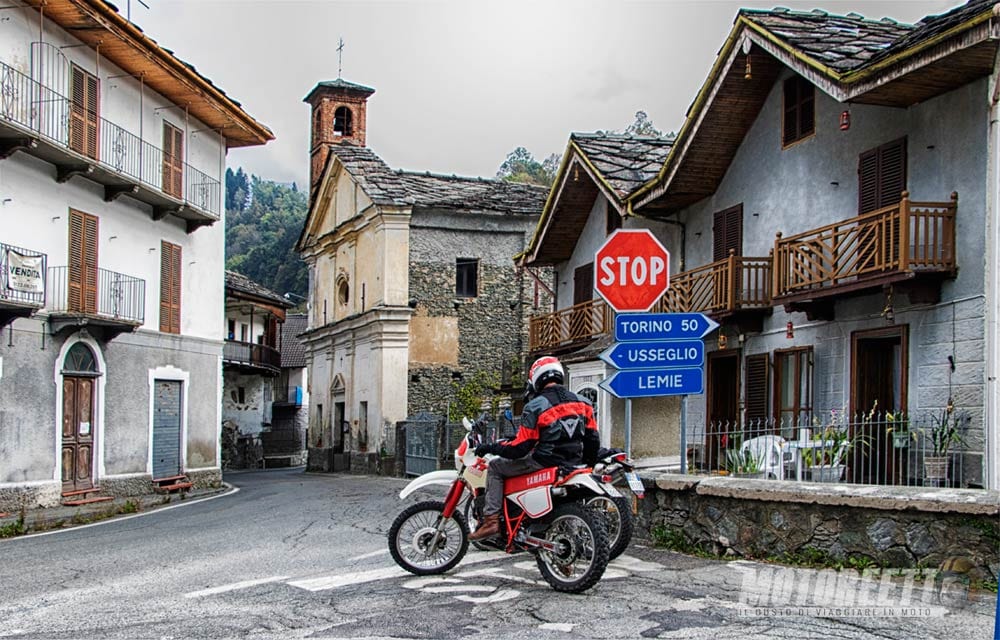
[594, 229, 670, 313]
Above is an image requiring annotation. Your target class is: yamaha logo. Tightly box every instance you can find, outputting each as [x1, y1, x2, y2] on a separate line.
[526, 472, 548, 484]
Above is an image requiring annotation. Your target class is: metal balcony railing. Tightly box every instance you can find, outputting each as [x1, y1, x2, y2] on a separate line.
[773, 192, 957, 299]
[47, 265, 145, 324]
[0, 58, 220, 216]
[223, 340, 281, 373]
[0, 242, 46, 307]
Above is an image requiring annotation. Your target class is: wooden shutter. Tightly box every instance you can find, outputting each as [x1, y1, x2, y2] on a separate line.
[162, 122, 184, 199]
[713, 205, 743, 262]
[159, 241, 181, 333]
[69, 65, 99, 160]
[745, 353, 769, 424]
[573, 262, 594, 305]
[859, 137, 907, 214]
[68, 210, 98, 313]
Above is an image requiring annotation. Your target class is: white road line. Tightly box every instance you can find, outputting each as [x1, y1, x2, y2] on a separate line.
[289, 551, 506, 592]
[422, 585, 494, 594]
[456, 589, 520, 604]
[539, 623, 575, 632]
[348, 549, 388, 562]
[184, 575, 290, 598]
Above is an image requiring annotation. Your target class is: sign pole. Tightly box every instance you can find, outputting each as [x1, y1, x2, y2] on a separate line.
[679, 394, 687, 474]
[624, 397, 632, 458]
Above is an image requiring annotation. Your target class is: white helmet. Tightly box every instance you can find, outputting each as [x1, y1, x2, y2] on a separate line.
[528, 356, 564, 393]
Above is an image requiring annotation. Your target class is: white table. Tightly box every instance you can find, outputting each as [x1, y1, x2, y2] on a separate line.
[785, 438, 836, 481]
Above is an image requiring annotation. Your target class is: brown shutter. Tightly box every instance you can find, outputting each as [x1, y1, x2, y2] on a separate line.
[858, 148, 879, 214]
[713, 205, 743, 262]
[878, 138, 907, 208]
[162, 122, 184, 199]
[573, 262, 593, 305]
[160, 241, 181, 333]
[745, 353, 769, 423]
[799, 82, 815, 138]
[69, 67, 86, 155]
[68, 210, 98, 313]
[85, 72, 99, 160]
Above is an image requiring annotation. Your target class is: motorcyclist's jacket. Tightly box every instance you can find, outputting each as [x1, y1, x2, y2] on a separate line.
[492, 384, 600, 468]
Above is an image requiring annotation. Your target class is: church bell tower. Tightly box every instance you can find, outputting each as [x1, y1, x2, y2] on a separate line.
[303, 79, 375, 194]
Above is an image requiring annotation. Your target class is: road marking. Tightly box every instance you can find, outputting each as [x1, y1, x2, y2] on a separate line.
[348, 549, 388, 562]
[184, 575, 289, 598]
[456, 589, 520, 604]
[423, 585, 494, 594]
[539, 623, 575, 632]
[290, 566, 405, 591]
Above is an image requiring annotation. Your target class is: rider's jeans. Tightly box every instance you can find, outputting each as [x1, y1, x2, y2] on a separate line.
[484, 455, 546, 516]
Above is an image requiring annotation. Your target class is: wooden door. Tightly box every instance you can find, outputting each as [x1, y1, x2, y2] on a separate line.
[68, 209, 98, 313]
[851, 326, 908, 485]
[69, 65, 99, 160]
[62, 376, 95, 492]
[162, 122, 184, 199]
[706, 350, 741, 470]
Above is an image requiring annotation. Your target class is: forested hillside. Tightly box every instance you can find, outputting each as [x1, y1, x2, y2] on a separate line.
[225, 167, 308, 301]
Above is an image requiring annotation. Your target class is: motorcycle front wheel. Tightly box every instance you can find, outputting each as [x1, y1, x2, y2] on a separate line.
[535, 502, 609, 593]
[388, 500, 469, 575]
[585, 495, 634, 560]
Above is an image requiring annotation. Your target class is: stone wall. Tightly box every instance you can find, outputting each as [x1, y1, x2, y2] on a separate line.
[636, 474, 999, 578]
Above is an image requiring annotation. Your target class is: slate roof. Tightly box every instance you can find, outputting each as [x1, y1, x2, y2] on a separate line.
[303, 78, 376, 102]
[872, 0, 997, 66]
[280, 313, 308, 368]
[741, 7, 916, 73]
[328, 144, 547, 215]
[571, 133, 675, 198]
[225, 271, 292, 307]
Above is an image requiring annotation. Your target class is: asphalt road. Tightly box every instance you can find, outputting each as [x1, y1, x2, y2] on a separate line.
[0, 468, 994, 639]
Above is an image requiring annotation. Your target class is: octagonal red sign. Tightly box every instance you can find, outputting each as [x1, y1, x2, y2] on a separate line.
[594, 229, 670, 313]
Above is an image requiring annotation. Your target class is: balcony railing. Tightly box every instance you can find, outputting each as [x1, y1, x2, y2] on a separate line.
[528, 298, 613, 353]
[223, 340, 281, 373]
[0, 242, 46, 308]
[653, 252, 771, 315]
[0, 58, 220, 216]
[773, 192, 957, 300]
[47, 265, 145, 324]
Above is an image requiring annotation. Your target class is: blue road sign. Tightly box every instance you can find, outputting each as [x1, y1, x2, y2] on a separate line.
[599, 367, 704, 398]
[615, 312, 720, 342]
[599, 340, 704, 370]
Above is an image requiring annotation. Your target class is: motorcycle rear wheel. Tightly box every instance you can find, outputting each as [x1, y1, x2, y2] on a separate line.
[585, 495, 633, 560]
[388, 500, 469, 575]
[535, 502, 609, 593]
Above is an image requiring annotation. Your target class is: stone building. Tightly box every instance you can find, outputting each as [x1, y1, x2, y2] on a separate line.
[296, 79, 548, 471]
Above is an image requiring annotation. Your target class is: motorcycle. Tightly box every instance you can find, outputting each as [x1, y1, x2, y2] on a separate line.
[588, 448, 644, 560]
[388, 414, 617, 593]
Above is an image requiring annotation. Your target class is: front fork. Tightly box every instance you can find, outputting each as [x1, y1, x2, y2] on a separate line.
[423, 479, 467, 556]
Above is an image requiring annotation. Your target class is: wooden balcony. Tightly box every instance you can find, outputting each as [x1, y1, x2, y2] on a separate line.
[773, 192, 957, 319]
[528, 254, 772, 353]
[223, 340, 281, 376]
[652, 251, 772, 332]
[528, 298, 613, 355]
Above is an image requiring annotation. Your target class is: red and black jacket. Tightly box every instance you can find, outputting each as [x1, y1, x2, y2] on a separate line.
[493, 385, 600, 468]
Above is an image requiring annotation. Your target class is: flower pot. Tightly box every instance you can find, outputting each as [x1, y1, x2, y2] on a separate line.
[807, 464, 845, 483]
[923, 456, 949, 481]
[891, 432, 911, 449]
[731, 471, 767, 480]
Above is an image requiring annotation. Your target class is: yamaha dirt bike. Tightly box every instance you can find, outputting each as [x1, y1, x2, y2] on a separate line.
[388, 415, 615, 593]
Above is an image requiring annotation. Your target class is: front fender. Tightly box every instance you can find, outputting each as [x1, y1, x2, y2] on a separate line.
[399, 469, 460, 500]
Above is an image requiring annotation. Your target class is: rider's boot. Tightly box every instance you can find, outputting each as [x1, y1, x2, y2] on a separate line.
[469, 514, 500, 541]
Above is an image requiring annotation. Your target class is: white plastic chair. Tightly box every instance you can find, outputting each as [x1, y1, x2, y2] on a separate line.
[740, 435, 791, 479]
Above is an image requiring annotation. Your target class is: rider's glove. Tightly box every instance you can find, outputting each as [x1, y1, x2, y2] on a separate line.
[475, 443, 497, 457]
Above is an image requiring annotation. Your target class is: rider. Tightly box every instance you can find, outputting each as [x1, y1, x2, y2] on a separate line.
[469, 355, 600, 541]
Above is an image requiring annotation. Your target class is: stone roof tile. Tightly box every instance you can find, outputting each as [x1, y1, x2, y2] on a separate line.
[225, 271, 292, 307]
[280, 313, 308, 368]
[571, 133, 675, 198]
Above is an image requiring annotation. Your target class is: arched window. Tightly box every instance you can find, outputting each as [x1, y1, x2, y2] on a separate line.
[334, 106, 353, 137]
[337, 280, 350, 307]
[63, 342, 97, 374]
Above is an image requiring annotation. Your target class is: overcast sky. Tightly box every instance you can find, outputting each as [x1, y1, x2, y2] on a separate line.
[136, 0, 959, 186]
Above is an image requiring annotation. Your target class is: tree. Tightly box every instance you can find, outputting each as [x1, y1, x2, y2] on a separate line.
[225, 167, 250, 213]
[225, 169, 308, 300]
[496, 147, 560, 187]
[623, 110, 665, 137]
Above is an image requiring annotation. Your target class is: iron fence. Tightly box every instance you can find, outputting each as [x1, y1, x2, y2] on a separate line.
[689, 411, 977, 488]
[0, 58, 221, 216]
[222, 340, 281, 372]
[46, 264, 144, 323]
[0, 242, 46, 307]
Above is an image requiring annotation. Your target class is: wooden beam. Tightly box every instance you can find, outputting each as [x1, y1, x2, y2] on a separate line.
[104, 184, 139, 203]
[0, 137, 38, 160]
[56, 163, 94, 184]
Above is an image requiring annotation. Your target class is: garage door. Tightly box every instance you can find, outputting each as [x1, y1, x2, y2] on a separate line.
[153, 379, 182, 479]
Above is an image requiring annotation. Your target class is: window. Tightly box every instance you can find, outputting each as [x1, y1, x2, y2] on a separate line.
[858, 137, 907, 214]
[456, 258, 478, 297]
[606, 209, 622, 235]
[68, 209, 99, 314]
[334, 106, 353, 137]
[782, 76, 814, 147]
[358, 401, 368, 451]
[337, 278, 349, 307]
[69, 64, 99, 159]
[162, 121, 184, 199]
[159, 241, 182, 334]
[573, 262, 594, 305]
[774, 347, 813, 436]
[227, 319, 235, 340]
[237, 387, 245, 404]
[713, 204, 743, 262]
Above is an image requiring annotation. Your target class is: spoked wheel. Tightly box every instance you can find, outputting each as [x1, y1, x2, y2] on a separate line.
[585, 495, 634, 560]
[463, 494, 492, 551]
[388, 500, 469, 575]
[535, 502, 609, 593]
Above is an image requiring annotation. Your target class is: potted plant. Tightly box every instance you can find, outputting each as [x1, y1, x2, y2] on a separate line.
[922, 409, 967, 483]
[801, 426, 854, 483]
[885, 412, 913, 449]
[724, 448, 766, 479]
